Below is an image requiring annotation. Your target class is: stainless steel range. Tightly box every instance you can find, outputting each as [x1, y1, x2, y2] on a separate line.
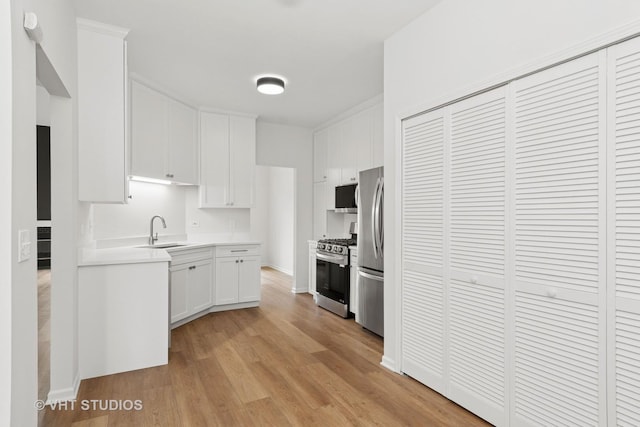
[316, 237, 357, 318]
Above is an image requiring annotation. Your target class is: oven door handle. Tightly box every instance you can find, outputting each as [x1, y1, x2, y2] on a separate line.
[316, 252, 347, 266]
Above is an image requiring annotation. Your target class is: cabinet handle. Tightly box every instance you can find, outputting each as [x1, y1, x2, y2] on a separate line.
[189, 265, 196, 270]
[235, 260, 239, 264]
[350, 177, 356, 181]
[231, 249, 248, 253]
[240, 259, 244, 263]
[166, 173, 174, 178]
[470, 276, 478, 284]
[546, 288, 557, 298]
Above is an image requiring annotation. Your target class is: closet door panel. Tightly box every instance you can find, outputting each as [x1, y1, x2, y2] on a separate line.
[608, 37, 640, 427]
[448, 87, 507, 426]
[401, 110, 446, 393]
[512, 51, 607, 427]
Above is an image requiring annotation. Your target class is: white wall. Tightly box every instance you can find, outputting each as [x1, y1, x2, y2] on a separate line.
[383, 0, 640, 371]
[266, 167, 295, 275]
[252, 166, 270, 264]
[0, 0, 13, 420]
[3, 0, 79, 424]
[255, 121, 313, 293]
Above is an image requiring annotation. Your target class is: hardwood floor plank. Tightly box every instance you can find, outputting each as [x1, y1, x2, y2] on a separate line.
[213, 340, 270, 404]
[42, 267, 488, 427]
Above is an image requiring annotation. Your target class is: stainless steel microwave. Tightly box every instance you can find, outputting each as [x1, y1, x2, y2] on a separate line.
[335, 183, 358, 213]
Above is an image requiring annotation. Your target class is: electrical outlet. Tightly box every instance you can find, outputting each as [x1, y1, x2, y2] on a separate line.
[18, 229, 31, 262]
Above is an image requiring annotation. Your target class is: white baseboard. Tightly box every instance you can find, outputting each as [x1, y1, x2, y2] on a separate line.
[266, 264, 293, 276]
[46, 373, 80, 404]
[380, 355, 399, 373]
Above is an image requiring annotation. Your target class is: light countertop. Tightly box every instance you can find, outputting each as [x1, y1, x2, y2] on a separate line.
[79, 240, 261, 267]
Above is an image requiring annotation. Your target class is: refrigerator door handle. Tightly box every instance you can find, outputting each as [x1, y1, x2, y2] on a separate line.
[357, 269, 384, 282]
[373, 176, 383, 257]
[371, 177, 380, 259]
[377, 177, 384, 254]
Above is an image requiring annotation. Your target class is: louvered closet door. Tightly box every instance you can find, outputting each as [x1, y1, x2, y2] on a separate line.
[448, 87, 507, 426]
[607, 37, 640, 427]
[401, 109, 447, 394]
[511, 51, 607, 427]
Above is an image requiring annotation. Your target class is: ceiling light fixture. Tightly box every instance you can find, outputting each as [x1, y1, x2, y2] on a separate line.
[257, 76, 285, 95]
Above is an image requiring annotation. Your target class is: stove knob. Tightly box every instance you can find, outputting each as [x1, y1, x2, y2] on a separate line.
[326, 244, 332, 251]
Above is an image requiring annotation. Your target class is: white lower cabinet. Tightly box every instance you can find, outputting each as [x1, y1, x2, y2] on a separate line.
[308, 241, 317, 296]
[350, 248, 358, 320]
[170, 249, 213, 324]
[79, 261, 168, 379]
[215, 245, 261, 305]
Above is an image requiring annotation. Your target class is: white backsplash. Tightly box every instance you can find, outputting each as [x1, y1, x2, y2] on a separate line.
[90, 181, 252, 245]
[326, 211, 357, 238]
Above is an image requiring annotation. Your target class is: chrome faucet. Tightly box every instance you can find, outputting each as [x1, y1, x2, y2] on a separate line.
[149, 215, 167, 245]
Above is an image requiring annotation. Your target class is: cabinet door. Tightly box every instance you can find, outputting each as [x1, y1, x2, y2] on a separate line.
[371, 103, 384, 168]
[229, 115, 256, 207]
[189, 259, 213, 313]
[167, 99, 198, 185]
[308, 242, 317, 295]
[340, 119, 358, 184]
[511, 52, 606, 427]
[199, 112, 230, 207]
[77, 24, 127, 203]
[238, 256, 261, 303]
[401, 108, 447, 394]
[448, 87, 507, 426]
[350, 252, 358, 319]
[314, 129, 328, 182]
[313, 182, 327, 239]
[353, 109, 373, 176]
[215, 257, 239, 305]
[130, 81, 167, 180]
[170, 266, 189, 323]
[607, 38, 640, 427]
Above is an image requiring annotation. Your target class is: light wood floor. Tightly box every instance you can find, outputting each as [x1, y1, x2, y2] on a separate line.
[41, 267, 489, 426]
[38, 270, 51, 403]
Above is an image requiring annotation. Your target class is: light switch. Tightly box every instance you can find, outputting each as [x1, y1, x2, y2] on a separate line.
[18, 229, 31, 262]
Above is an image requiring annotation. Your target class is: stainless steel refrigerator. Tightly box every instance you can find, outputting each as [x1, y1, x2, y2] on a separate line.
[357, 166, 384, 337]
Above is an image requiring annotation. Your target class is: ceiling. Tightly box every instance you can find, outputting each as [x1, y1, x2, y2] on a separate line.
[73, 0, 441, 128]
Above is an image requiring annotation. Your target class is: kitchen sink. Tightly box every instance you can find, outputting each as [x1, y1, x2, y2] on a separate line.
[137, 243, 187, 249]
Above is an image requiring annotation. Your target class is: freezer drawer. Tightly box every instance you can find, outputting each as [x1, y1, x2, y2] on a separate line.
[357, 268, 383, 337]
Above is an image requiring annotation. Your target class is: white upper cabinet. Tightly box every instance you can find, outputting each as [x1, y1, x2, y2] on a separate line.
[316, 101, 383, 212]
[313, 128, 328, 183]
[199, 112, 256, 208]
[130, 82, 165, 180]
[130, 80, 198, 185]
[167, 99, 198, 184]
[372, 103, 384, 167]
[77, 19, 129, 203]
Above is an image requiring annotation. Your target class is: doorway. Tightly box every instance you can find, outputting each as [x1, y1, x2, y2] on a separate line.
[36, 85, 52, 408]
[253, 166, 296, 282]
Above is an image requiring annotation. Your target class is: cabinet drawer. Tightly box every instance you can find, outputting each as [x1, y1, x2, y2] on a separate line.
[215, 245, 260, 258]
[170, 248, 213, 266]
